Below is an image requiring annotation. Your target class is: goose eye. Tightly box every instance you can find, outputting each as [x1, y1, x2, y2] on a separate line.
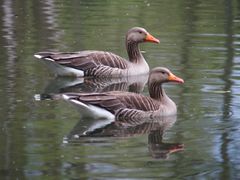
[138, 31, 143, 34]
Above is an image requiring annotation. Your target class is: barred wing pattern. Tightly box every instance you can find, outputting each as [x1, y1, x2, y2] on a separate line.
[65, 92, 160, 119]
[36, 51, 129, 76]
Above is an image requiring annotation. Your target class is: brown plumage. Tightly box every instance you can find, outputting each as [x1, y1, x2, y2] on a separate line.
[34, 27, 159, 77]
[62, 67, 184, 119]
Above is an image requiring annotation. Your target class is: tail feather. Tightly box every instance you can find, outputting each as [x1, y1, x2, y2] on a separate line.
[34, 53, 84, 76]
[34, 93, 62, 101]
[34, 52, 57, 60]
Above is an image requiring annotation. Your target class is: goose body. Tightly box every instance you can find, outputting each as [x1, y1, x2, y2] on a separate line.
[34, 27, 159, 77]
[61, 67, 184, 119]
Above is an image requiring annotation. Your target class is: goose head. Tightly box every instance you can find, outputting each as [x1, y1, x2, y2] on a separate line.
[149, 67, 184, 85]
[126, 27, 160, 44]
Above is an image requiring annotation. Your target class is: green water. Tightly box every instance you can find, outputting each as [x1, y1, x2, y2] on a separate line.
[0, 0, 240, 179]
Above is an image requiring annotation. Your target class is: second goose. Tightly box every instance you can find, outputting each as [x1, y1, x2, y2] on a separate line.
[61, 67, 184, 119]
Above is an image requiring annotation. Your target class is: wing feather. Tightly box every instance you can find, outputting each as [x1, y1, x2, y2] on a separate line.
[65, 92, 159, 115]
[36, 51, 129, 71]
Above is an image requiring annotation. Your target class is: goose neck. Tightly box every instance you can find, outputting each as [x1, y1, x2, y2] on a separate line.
[126, 41, 143, 63]
[148, 82, 166, 101]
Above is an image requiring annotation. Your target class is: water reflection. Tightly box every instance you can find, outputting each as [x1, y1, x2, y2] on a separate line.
[40, 74, 148, 94]
[66, 115, 184, 159]
[1, 1, 18, 178]
[219, 1, 235, 179]
[41, 0, 64, 45]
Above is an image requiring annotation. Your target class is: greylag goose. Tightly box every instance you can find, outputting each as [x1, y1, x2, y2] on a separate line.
[34, 27, 159, 77]
[61, 67, 184, 119]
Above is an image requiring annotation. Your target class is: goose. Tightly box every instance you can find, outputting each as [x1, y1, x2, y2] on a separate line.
[34, 27, 159, 77]
[61, 67, 184, 119]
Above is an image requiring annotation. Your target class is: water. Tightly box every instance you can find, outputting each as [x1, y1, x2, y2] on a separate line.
[0, 0, 240, 179]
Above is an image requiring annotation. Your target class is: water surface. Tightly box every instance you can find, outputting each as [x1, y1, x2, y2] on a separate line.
[0, 0, 240, 179]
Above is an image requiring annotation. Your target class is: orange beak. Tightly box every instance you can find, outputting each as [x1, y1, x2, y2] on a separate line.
[144, 33, 160, 43]
[168, 73, 184, 83]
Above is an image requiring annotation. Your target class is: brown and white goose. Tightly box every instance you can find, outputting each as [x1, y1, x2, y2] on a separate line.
[34, 27, 159, 77]
[61, 67, 184, 119]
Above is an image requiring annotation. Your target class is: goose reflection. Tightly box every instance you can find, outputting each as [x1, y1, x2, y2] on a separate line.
[65, 115, 184, 159]
[43, 73, 148, 94]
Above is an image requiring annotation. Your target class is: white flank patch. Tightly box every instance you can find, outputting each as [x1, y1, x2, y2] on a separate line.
[62, 94, 71, 100]
[62, 95, 115, 120]
[87, 104, 115, 119]
[42, 60, 84, 77]
[34, 54, 43, 59]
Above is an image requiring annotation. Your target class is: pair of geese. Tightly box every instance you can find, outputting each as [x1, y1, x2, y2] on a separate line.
[35, 27, 184, 120]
